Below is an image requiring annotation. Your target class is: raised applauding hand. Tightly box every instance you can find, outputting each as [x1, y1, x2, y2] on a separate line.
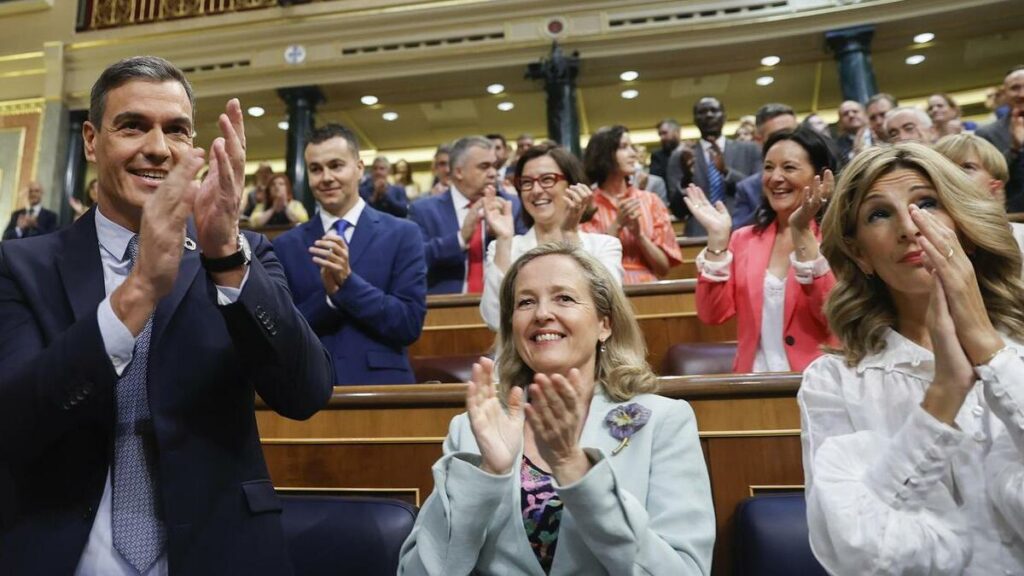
[911, 204, 1006, 424]
[560, 183, 594, 233]
[193, 98, 246, 259]
[682, 184, 731, 250]
[614, 197, 643, 236]
[789, 170, 834, 232]
[481, 185, 515, 240]
[466, 358, 524, 475]
[525, 369, 591, 484]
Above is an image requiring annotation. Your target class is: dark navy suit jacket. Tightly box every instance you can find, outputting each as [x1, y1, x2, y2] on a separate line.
[358, 178, 409, 218]
[0, 208, 334, 575]
[273, 206, 426, 384]
[408, 189, 525, 295]
[3, 207, 58, 240]
[732, 171, 763, 230]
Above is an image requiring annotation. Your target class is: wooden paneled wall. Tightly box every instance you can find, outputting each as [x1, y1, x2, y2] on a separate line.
[257, 373, 803, 576]
[413, 276, 735, 373]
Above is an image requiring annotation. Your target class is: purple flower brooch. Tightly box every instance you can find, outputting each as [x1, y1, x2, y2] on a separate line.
[604, 403, 652, 456]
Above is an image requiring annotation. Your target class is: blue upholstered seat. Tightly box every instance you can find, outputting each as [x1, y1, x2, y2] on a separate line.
[280, 494, 417, 576]
[734, 493, 828, 576]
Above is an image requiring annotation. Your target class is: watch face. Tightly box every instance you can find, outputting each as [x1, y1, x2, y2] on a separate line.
[238, 233, 253, 262]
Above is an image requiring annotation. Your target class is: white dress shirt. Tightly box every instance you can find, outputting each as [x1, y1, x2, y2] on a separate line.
[76, 208, 246, 576]
[799, 329, 1024, 575]
[478, 228, 624, 331]
[318, 197, 364, 244]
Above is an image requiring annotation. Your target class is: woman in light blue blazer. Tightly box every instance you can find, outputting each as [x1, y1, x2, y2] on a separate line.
[398, 242, 715, 575]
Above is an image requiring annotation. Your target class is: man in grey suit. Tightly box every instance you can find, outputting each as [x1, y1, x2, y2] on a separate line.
[977, 65, 1024, 213]
[667, 96, 760, 236]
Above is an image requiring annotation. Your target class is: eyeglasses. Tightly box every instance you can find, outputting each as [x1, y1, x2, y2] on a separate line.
[516, 173, 568, 192]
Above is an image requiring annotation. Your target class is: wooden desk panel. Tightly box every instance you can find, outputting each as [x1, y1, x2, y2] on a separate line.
[257, 374, 803, 576]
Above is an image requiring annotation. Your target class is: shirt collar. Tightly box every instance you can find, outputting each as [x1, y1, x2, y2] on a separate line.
[855, 327, 934, 376]
[700, 136, 726, 152]
[450, 185, 474, 210]
[319, 197, 366, 234]
[94, 206, 136, 262]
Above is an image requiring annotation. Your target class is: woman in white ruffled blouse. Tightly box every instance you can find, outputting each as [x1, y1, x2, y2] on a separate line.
[479, 143, 623, 331]
[801, 143, 1024, 574]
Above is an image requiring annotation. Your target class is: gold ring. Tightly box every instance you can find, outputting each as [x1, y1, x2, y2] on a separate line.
[945, 245, 955, 260]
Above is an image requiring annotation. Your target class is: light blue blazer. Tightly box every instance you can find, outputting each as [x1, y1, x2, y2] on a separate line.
[398, 388, 716, 575]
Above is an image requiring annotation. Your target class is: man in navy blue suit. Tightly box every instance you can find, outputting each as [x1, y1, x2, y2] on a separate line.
[358, 155, 409, 218]
[0, 56, 333, 575]
[408, 136, 525, 294]
[274, 124, 426, 385]
[2, 181, 58, 240]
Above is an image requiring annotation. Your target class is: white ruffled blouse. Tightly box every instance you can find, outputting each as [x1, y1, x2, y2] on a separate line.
[799, 329, 1024, 575]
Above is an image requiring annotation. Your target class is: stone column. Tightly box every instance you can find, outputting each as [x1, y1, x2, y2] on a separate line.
[59, 110, 88, 225]
[277, 86, 324, 214]
[825, 25, 878, 104]
[526, 42, 581, 156]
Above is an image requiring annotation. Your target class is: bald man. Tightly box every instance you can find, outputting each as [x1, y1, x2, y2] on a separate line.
[3, 182, 57, 240]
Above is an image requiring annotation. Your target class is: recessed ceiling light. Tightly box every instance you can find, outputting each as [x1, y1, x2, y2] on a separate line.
[913, 32, 935, 44]
[360, 95, 379, 106]
[497, 101, 515, 112]
[277, 121, 289, 130]
[246, 106, 265, 118]
[486, 83, 505, 95]
[755, 76, 775, 86]
[382, 111, 399, 122]
[760, 56, 781, 67]
[621, 89, 639, 100]
[905, 54, 926, 66]
[619, 70, 639, 82]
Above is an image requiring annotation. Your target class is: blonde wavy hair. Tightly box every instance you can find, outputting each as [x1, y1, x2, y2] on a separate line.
[821, 143, 1024, 365]
[496, 242, 657, 402]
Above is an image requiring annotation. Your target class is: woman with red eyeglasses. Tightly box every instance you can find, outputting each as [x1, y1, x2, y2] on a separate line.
[479, 142, 624, 331]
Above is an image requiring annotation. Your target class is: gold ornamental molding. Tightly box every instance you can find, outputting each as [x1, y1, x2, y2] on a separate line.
[0, 98, 44, 117]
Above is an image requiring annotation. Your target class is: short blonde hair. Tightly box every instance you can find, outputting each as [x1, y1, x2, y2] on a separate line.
[821, 143, 1024, 365]
[934, 133, 1009, 183]
[496, 242, 657, 402]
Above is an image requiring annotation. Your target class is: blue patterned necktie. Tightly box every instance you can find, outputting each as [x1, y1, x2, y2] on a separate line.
[112, 234, 165, 573]
[706, 142, 725, 205]
[333, 219, 351, 243]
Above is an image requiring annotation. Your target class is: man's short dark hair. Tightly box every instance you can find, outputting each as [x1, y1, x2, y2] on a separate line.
[434, 143, 451, 157]
[656, 118, 680, 131]
[89, 56, 195, 128]
[754, 103, 795, 128]
[307, 123, 361, 156]
[866, 92, 899, 109]
[485, 133, 507, 147]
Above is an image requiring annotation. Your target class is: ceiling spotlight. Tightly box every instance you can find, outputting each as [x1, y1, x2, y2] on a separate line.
[277, 121, 289, 130]
[755, 76, 775, 86]
[621, 89, 639, 100]
[619, 70, 639, 82]
[382, 111, 399, 121]
[486, 83, 505, 95]
[760, 56, 781, 67]
[497, 101, 515, 112]
[905, 54, 926, 66]
[913, 32, 935, 44]
[360, 95, 379, 106]
[246, 106, 265, 118]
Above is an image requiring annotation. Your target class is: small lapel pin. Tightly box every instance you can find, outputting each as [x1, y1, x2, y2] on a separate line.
[184, 238, 197, 251]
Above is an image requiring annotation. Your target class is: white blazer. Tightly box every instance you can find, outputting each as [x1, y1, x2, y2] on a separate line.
[398, 388, 715, 575]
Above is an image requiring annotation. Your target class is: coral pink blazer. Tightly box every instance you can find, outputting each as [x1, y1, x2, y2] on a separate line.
[696, 221, 835, 373]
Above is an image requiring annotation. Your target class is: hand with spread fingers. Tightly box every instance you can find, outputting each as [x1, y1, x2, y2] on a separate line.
[789, 170, 834, 232]
[910, 204, 1005, 365]
[560, 183, 593, 234]
[524, 369, 591, 485]
[309, 233, 350, 293]
[194, 98, 246, 259]
[466, 358, 524, 476]
[682, 184, 731, 250]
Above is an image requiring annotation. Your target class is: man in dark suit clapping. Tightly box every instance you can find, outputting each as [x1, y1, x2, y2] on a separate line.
[3, 181, 57, 240]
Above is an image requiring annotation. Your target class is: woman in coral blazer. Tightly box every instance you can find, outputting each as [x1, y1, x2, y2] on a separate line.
[686, 127, 837, 373]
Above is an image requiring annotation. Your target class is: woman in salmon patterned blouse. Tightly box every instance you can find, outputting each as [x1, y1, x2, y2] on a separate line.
[580, 126, 682, 284]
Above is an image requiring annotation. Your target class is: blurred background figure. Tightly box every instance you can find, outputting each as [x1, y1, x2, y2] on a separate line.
[250, 173, 310, 227]
[429, 144, 451, 196]
[241, 161, 273, 220]
[866, 93, 899, 143]
[393, 159, 421, 199]
[3, 181, 57, 240]
[927, 93, 977, 137]
[884, 106, 938, 144]
[69, 178, 99, 221]
[360, 155, 410, 217]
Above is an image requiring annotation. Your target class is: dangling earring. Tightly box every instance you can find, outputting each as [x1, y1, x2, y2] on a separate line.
[599, 339, 607, 353]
